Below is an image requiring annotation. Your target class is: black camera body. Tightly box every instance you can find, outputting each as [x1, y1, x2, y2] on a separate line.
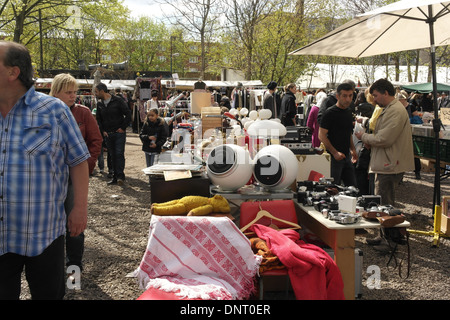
[357, 195, 382, 210]
[297, 179, 359, 207]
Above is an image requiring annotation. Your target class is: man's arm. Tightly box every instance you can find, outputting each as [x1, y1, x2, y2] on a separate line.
[350, 134, 358, 164]
[67, 161, 89, 237]
[319, 127, 345, 161]
[119, 99, 132, 132]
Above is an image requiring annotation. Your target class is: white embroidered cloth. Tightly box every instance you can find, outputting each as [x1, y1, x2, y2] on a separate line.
[133, 215, 261, 300]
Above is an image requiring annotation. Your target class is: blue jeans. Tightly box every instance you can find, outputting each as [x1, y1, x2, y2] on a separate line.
[106, 132, 126, 181]
[98, 138, 112, 174]
[144, 152, 158, 168]
[330, 154, 357, 187]
[145, 152, 158, 184]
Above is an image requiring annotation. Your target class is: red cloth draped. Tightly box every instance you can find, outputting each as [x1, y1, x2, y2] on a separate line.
[249, 224, 345, 300]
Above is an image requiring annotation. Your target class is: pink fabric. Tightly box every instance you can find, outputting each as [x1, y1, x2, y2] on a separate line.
[250, 224, 345, 300]
[133, 216, 261, 300]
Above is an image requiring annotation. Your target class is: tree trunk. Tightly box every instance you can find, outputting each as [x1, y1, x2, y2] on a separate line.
[414, 50, 420, 82]
[13, 10, 26, 43]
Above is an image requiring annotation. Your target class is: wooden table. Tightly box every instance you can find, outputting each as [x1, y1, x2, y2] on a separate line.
[296, 204, 410, 300]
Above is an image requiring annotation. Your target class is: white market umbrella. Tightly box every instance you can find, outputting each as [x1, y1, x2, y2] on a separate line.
[290, 0, 450, 58]
[290, 0, 450, 245]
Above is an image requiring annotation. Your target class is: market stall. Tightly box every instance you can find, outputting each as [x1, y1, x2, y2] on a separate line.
[132, 83, 415, 300]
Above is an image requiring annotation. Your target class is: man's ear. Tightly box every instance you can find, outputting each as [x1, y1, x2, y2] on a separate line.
[8, 66, 20, 81]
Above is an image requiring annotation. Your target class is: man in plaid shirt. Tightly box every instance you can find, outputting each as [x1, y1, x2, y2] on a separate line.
[0, 41, 90, 299]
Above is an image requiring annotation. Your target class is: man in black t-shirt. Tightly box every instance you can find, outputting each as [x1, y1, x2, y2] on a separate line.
[319, 82, 358, 187]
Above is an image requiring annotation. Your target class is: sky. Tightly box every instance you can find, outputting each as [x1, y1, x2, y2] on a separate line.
[122, 0, 169, 20]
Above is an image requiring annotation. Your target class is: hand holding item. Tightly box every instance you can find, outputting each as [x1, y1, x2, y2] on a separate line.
[355, 131, 364, 140]
[149, 135, 156, 147]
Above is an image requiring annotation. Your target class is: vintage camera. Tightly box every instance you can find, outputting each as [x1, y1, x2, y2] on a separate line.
[357, 195, 382, 209]
[327, 211, 361, 224]
[367, 204, 394, 214]
[338, 185, 359, 197]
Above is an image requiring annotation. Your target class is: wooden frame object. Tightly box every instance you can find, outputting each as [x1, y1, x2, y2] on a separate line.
[442, 196, 450, 218]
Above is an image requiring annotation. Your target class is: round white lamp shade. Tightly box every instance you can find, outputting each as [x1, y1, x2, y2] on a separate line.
[259, 109, 272, 120]
[248, 110, 258, 120]
[253, 145, 298, 191]
[240, 107, 249, 117]
[246, 119, 287, 139]
[206, 144, 253, 191]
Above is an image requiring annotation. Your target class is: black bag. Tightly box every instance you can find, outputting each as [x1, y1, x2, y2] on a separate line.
[356, 146, 371, 170]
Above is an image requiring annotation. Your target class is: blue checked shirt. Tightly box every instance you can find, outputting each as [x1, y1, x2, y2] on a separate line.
[0, 87, 90, 257]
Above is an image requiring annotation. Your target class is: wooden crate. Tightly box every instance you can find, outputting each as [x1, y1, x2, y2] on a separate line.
[201, 118, 222, 137]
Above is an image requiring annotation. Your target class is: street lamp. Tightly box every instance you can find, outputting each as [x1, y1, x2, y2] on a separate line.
[171, 53, 180, 74]
[170, 35, 176, 76]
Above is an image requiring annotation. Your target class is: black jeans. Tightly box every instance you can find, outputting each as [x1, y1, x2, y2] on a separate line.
[330, 154, 357, 187]
[0, 235, 66, 300]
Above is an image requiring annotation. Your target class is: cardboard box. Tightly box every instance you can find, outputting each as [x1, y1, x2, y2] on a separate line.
[441, 212, 450, 236]
[421, 159, 435, 172]
[191, 91, 211, 114]
[201, 106, 221, 117]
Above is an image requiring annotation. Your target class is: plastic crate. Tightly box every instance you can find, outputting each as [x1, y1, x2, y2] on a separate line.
[413, 136, 434, 157]
[413, 135, 450, 162]
[440, 139, 450, 163]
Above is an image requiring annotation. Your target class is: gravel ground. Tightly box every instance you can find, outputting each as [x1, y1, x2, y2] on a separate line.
[19, 129, 450, 301]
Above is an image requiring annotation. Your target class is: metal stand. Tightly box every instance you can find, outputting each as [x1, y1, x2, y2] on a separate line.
[408, 205, 449, 247]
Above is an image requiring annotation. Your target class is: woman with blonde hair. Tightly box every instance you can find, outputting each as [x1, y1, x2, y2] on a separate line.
[50, 73, 103, 274]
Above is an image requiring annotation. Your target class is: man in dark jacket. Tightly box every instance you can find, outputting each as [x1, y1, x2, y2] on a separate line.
[95, 83, 131, 185]
[263, 81, 279, 119]
[280, 83, 298, 126]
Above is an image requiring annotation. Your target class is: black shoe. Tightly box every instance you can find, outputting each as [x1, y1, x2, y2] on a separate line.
[107, 179, 117, 185]
[415, 172, 421, 180]
[107, 173, 113, 178]
[373, 243, 394, 254]
[373, 239, 397, 254]
[366, 236, 382, 246]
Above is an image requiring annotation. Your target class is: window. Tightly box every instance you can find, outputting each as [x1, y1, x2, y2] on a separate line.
[189, 67, 198, 72]
[158, 56, 166, 62]
[102, 55, 111, 62]
[189, 57, 198, 63]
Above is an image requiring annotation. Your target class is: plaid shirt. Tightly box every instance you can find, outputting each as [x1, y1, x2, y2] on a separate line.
[0, 87, 90, 257]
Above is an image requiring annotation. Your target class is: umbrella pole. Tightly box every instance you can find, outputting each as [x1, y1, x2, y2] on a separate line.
[408, 5, 449, 247]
